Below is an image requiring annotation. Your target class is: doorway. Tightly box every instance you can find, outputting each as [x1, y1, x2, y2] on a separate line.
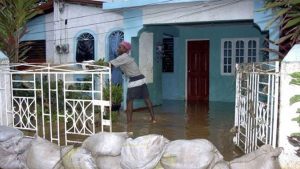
[187, 40, 209, 101]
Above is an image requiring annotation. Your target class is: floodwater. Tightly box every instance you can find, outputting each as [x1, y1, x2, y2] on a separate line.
[112, 100, 243, 161]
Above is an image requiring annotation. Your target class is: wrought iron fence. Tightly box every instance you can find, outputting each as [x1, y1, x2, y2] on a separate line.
[234, 61, 280, 153]
[0, 63, 112, 145]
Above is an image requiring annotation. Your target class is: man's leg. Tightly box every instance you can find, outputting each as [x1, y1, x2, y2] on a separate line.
[144, 98, 156, 123]
[126, 99, 133, 123]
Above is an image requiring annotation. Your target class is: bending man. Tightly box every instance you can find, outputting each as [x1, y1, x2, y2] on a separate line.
[110, 41, 156, 123]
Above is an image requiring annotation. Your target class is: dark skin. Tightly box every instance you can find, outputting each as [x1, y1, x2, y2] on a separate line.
[114, 44, 156, 123]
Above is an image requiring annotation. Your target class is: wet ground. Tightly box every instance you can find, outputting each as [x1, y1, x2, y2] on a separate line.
[112, 100, 243, 161]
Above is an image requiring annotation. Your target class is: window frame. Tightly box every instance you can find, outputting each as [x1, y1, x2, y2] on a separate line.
[221, 38, 259, 75]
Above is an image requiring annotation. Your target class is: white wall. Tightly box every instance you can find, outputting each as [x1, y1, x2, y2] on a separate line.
[279, 45, 300, 169]
[143, 0, 253, 24]
[139, 32, 153, 83]
[46, 13, 55, 63]
[52, 1, 123, 64]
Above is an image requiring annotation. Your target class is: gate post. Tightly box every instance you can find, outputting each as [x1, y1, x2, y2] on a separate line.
[0, 51, 12, 126]
[279, 44, 300, 169]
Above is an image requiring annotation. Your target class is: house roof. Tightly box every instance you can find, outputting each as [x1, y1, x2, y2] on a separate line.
[37, 0, 54, 14]
[65, 0, 103, 7]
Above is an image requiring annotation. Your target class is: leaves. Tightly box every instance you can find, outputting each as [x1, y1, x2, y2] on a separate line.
[0, 0, 41, 63]
[290, 95, 300, 105]
[261, 0, 300, 57]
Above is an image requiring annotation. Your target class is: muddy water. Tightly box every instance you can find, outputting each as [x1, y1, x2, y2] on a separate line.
[112, 100, 243, 161]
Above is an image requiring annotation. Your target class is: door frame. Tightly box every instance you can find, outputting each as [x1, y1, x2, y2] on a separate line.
[185, 39, 210, 101]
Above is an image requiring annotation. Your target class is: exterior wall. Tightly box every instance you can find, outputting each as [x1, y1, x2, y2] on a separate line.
[159, 22, 265, 102]
[46, 13, 55, 63]
[104, 0, 209, 9]
[21, 15, 46, 41]
[136, 22, 265, 103]
[142, 0, 253, 24]
[52, 2, 123, 64]
[279, 45, 300, 169]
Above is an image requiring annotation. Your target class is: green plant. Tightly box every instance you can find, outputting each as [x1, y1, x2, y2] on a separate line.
[94, 58, 109, 66]
[103, 84, 123, 105]
[290, 72, 300, 126]
[0, 0, 41, 62]
[261, 0, 300, 58]
[289, 72, 300, 156]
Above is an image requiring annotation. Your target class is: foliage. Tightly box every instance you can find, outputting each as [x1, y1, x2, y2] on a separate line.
[0, 0, 41, 63]
[261, 0, 300, 58]
[94, 58, 109, 66]
[290, 73, 300, 145]
[103, 84, 123, 105]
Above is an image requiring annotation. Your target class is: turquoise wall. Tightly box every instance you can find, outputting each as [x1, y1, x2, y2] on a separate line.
[21, 15, 46, 41]
[140, 21, 266, 102]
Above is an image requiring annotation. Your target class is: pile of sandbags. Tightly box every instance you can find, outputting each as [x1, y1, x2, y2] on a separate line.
[0, 125, 32, 169]
[0, 125, 283, 169]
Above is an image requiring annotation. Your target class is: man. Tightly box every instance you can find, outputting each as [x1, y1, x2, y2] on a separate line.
[110, 41, 156, 123]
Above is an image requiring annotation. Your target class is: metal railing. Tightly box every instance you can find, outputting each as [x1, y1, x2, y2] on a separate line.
[0, 63, 112, 145]
[234, 61, 280, 153]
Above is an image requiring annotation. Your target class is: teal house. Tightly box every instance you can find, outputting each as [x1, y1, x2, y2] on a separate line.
[22, 0, 278, 105]
[103, 0, 278, 105]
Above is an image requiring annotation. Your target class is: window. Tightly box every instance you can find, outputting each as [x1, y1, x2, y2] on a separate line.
[76, 33, 95, 62]
[162, 37, 174, 72]
[221, 38, 259, 75]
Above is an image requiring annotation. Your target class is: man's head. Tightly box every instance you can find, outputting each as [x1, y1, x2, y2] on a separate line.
[117, 41, 131, 55]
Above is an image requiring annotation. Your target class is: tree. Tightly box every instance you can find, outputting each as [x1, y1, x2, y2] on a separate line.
[262, 0, 300, 58]
[0, 0, 41, 63]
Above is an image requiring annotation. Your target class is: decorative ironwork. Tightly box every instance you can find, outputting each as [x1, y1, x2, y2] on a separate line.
[234, 61, 280, 153]
[0, 63, 112, 145]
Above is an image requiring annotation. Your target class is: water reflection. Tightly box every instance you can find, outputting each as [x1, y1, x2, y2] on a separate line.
[112, 100, 243, 160]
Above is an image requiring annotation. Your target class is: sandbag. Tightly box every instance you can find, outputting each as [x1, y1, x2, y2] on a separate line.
[95, 155, 121, 169]
[26, 136, 70, 169]
[82, 132, 129, 156]
[62, 147, 97, 169]
[121, 134, 169, 169]
[0, 137, 32, 169]
[160, 139, 224, 169]
[229, 144, 282, 169]
[212, 160, 230, 169]
[0, 146, 27, 169]
[0, 125, 23, 142]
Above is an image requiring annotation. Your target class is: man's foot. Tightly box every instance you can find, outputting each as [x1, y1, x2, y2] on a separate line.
[149, 118, 156, 123]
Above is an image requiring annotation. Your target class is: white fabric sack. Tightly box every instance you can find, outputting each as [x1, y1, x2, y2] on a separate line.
[121, 134, 169, 169]
[82, 132, 129, 156]
[95, 155, 121, 169]
[212, 160, 230, 169]
[230, 144, 283, 169]
[0, 125, 23, 142]
[0, 135, 23, 154]
[161, 139, 224, 169]
[26, 136, 70, 169]
[0, 146, 27, 169]
[62, 147, 97, 169]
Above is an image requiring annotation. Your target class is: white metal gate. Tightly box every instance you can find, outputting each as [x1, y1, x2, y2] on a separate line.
[234, 61, 280, 153]
[0, 63, 112, 145]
